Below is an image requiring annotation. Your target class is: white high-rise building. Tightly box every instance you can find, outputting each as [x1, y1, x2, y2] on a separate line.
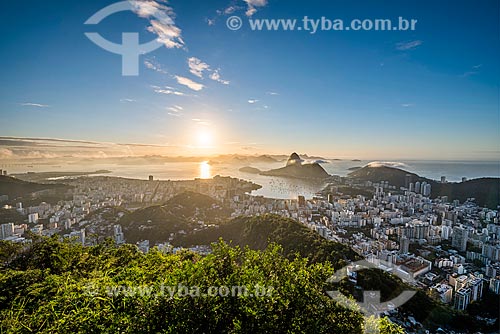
[452, 225, 468, 252]
[454, 288, 471, 310]
[399, 236, 410, 254]
[423, 183, 432, 196]
[28, 213, 39, 224]
[441, 225, 452, 240]
[114, 224, 125, 244]
[0, 223, 14, 239]
[414, 181, 421, 194]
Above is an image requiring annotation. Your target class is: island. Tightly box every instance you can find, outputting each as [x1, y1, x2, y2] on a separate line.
[239, 166, 262, 174]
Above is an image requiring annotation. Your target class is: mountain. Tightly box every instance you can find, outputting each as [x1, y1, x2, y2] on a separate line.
[0, 175, 70, 200]
[239, 166, 261, 174]
[260, 153, 330, 179]
[174, 214, 358, 267]
[120, 191, 231, 243]
[348, 165, 423, 185]
[173, 213, 482, 330]
[349, 165, 500, 209]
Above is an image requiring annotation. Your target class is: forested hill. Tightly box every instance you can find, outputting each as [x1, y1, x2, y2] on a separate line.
[348, 166, 499, 209]
[175, 213, 360, 267]
[0, 175, 71, 201]
[0, 237, 403, 334]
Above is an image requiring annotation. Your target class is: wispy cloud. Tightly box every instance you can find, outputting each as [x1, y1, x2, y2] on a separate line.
[0, 148, 14, 159]
[20, 102, 50, 108]
[396, 40, 422, 51]
[129, 0, 184, 49]
[0, 136, 181, 159]
[152, 85, 187, 96]
[248, 99, 259, 104]
[401, 103, 414, 108]
[216, 5, 241, 17]
[175, 75, 204, 91]
[243, 0, 268, 17]
[120, 98, 137, 103]
[209, 69, 230, 85]
[188, 57, 210, 78]
[212, 0, 267, 23]
[144, 58, 168, 74]
[187, 57, 230, 84]
[460, 64, 483, 77]
[167, 105, 184, 116]
[191, 118, 210, 126]
[266, 91, 279, 96]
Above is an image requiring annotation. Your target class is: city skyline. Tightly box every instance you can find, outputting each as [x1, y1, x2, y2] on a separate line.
[0, 0, 499, 161]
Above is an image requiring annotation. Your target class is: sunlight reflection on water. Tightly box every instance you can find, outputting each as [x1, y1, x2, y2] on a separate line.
[199, 161, 211, 179]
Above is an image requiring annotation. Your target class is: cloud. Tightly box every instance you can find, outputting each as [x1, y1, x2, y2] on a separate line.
[460, 64, 483, 77]
[187, 57, 230, 84]
[147, 20, 184, 48]
[401, 103, 414, 108]
[175, 75, 204, 91]
[396, 40, 422, 51]
[248, 99, 259, 104]
[0, 136, 180, 160]
[366, 161, 409, 168]
[266, 91, 279, 95]
[20, 103, 50, 108]
[216, 5, 240, 16]
[191, 118, 210, 126]
[167, 105, 183, 116]
[144, 58, 168, 73]
[120, 98, 137, 103]
[188, 57, 210, 78]
[0, 148, 14, 159]
[206, 18, 215, 26]
[224, 6, 238, 14]
[129, 0, 184, 49]
[209, 70, 230, 85]
[243, 0, 268, 17]
[152, 85, 186, 96]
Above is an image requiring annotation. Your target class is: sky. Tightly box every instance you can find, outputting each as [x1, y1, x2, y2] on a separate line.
[0, 0, 499, 161]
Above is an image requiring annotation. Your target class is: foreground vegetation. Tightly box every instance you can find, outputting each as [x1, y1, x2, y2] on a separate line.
[0, 237, 403, 333]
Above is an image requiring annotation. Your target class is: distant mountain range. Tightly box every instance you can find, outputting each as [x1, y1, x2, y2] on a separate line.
[349, 165, 500, 209]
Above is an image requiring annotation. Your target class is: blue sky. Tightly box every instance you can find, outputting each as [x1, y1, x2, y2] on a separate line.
[0, 0, 498, 160]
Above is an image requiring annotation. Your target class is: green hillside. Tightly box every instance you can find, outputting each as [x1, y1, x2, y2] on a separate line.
[120, 191, 232, 243]
[175, 214, 360, 267]
[0, 175, 70, 199]
[0, 237, 403, 334]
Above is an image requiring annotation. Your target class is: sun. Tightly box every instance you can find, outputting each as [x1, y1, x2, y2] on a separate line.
[196, 130, 213, 147]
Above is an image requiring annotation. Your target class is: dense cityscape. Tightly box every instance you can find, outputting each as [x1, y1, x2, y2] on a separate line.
[1, 155, 499, 333]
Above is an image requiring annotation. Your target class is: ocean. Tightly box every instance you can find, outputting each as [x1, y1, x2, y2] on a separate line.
[6, 159, 499, 200]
